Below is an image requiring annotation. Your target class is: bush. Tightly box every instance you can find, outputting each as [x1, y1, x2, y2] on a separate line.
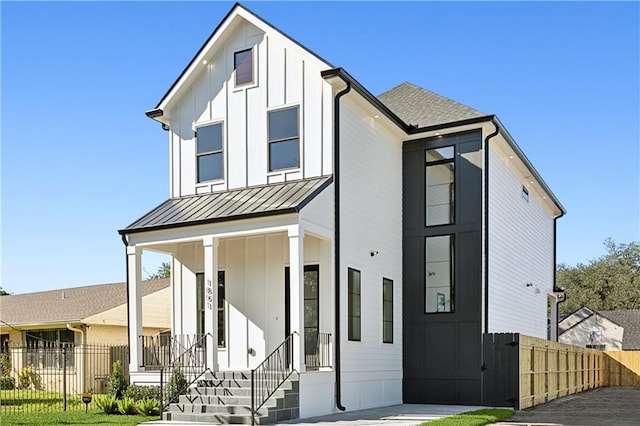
[117, 397, 138, 415]
[0, 353, 10, 376]
[123, 384, 160, 402]
[95, 394, 119, 415]
[165, 364, 188, 403]
[136, 398, 160, 416]
[17, 365, 43, 390]
[107, 360, 128, 399]
[0, 376, 15, 390]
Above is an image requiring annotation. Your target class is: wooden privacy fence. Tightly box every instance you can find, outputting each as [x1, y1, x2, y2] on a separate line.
[482, 333, 640, 410]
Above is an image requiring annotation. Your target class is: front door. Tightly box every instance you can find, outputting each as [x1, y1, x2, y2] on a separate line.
[284, 265, 319, 358]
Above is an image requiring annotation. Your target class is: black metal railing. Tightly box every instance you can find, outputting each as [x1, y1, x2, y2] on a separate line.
[251, 333, 295, 425]
[305, 332, 332, 370]
[140, 334, 204, 369]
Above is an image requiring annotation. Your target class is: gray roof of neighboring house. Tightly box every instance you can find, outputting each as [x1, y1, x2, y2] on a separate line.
[120, 175, 333, 235]
[0, 279, 169, 326]
[378, 82, 487, 128]
[559, 306, 595, 334]
[599, 310, 640, 350]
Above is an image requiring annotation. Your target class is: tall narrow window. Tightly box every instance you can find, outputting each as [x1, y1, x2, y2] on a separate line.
[234, 48, 253, 85]
[426, 146, 455, 226]
[197, 271, 226, 347]
[196, 123, 223, 182]
[382, 278, 393, 343]
[425, 235, 454, 313]
[268, 106, 299, 171]
[304, 265, 319, 357]
[347, 268, 361, 341]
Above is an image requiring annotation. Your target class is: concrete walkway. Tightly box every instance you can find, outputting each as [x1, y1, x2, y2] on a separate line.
[495, 387, 640, 426]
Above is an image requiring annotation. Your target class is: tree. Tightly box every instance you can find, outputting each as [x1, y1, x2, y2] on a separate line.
[145, 262, 170, 280]
[0, 287, 9, 296]
[557, 239, 640, 315]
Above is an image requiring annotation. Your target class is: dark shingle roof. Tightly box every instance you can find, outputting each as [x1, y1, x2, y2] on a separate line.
[120, 176, 332, 234]
[377, 82, 486, 128]
[0, 279, 169, 326]
[599, 310, 640, 350]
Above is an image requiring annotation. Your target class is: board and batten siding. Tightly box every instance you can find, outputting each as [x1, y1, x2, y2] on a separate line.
[487, 139, 556, 338]
[338, 97, 403, 410]
[167, 19, 332, 197]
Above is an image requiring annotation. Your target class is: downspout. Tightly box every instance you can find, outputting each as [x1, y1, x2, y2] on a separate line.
[66, 324, 85, 391]
[333, 80, 351, 412]
[121, 234, 131, 366]
[553, 214, 566, 341]
[483, 121, 500, 334]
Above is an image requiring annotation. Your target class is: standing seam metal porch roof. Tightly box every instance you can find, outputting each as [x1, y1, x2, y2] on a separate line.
[119, 175, 333, 234]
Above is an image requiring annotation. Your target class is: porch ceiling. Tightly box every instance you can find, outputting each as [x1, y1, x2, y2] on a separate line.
[120, 175, 333, 235]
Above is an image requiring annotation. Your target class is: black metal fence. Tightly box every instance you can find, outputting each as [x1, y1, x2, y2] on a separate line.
[305, 332, 332, 370]
[0, 342, 128, 413]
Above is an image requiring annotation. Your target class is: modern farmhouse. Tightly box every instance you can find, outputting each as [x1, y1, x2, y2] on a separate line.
[119, 3, 565, 422]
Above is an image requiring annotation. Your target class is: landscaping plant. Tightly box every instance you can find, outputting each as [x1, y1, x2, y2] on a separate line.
[95, 394, 119, 415]
[117, 397, 138, 415]
[107, 360, 128, 399]
[17, 365, 43, 390]
[124, 384, 161, 402]
[136, 398, 160, 416]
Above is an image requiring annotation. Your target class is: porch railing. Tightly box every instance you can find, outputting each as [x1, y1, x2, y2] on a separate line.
[140, 334, 204, 369]
[251, 332, 296, 425]
[305, 332, 332, 370]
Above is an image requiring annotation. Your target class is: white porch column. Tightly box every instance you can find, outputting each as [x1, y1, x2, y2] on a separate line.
[288, 226, 305, 372]
[203, 236, 219, 371]
[127, 245, 143, 373]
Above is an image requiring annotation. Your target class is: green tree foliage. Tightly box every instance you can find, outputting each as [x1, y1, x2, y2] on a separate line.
[558, 239, 640, 315]
[145, 262, 170, 280]
[0, 286, 9, 296]
[107, 360, 128, 399]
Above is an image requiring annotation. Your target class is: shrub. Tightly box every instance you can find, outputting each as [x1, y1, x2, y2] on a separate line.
[17, 365, 43, 390]
[95, 394, 119, 415]
[0, 376, 15, 390]
[117, 397, 138, 415]
[107, 360, 128, 399]
[123, 384, 161, 402]
[0, 352, 10, 376]
[165, 364, 188, 403]
[136, 398, 160, 416]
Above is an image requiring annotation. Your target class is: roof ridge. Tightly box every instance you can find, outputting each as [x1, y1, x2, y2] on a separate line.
[2, 277, 169, 297]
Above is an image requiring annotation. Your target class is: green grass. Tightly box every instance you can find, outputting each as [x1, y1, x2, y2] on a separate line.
[0, 409, 160, 425]
[419, 408, 514, 426]
[1, 389, 88, 412]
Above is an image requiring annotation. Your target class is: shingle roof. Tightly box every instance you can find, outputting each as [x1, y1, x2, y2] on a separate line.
[377, 82, 487, 128]
[599, 310, 640, 350]
[120, 175, 333, 234]
[0, 279, 169, 326]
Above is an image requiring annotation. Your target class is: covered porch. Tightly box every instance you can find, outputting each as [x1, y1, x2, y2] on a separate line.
[119, 177, 335, 381]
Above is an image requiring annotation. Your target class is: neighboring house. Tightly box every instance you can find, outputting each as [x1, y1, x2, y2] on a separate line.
[118, 3, 565, 417]
[559, 307, 640, 350]
[0, 279, 170, 394]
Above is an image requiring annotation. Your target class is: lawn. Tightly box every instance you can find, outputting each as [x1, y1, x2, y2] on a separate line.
[0, 409, 160, 425]
[420, 408, 514, 426]
[0, 389, 88, 412]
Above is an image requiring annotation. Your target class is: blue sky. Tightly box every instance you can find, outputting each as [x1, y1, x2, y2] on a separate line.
[2, 1, 638, 294]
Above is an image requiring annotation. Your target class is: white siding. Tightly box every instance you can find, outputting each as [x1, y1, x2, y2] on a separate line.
[167, 19, 331, 197]
[559, 314, 623, 350]
[487, 139, 556, 338]
[337, 97, 403, 410]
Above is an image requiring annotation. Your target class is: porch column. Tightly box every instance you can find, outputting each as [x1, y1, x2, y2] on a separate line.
[127, 245, 143, 373]
[288, 226, 305, 372]
[203, 236, 219, 371]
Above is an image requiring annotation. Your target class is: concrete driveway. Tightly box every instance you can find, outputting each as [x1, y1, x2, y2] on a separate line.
[495, 387, 640, 426]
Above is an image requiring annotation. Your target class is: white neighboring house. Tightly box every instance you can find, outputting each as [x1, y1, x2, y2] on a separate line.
[119, 3, 565, 419]
[559, 307, 640, 351]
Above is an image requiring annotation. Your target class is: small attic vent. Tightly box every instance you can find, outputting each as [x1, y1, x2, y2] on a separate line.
[61, 291, 66, 300]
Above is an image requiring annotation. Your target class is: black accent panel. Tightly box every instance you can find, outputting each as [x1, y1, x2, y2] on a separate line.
[403, 130, 483, 405]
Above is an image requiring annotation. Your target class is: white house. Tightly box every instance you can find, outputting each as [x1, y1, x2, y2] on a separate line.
[559, 307, 640, 351]
[119, 3, 565, 422]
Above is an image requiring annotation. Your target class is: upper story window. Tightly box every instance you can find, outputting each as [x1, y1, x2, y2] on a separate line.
[522, 185, 530, 202]
[196, 123, 223, 183]
[425, 234, 454, 313]
[268, 106, 299, 171]
[234, 48, 253, 86]
[426, 146, 455, 226]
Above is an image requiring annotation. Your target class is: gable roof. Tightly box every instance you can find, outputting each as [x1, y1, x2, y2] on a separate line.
[0, 279, 168, 327]
[558, 306, 595, 334]
[599, 310, 640, 350]
[120, 175, 332, 235]
[378, 82, 486, 128]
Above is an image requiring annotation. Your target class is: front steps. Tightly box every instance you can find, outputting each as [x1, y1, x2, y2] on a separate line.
[163, 370, 299, 424]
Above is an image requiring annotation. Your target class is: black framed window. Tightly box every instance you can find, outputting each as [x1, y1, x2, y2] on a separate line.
[425, 146, 455, 226]
[25, 329, 75, 368]
[522, 185, 530, 202]
[347, 268, 361, 341]
[425, 235, 454, 313]
[196, 123, 223, 182]
[303, 265, 319, 356]
[196, 271, 226, 347]
[234, 48, 253, 85]
[382, 278, 393, 343]
[268, 106, 299, 171]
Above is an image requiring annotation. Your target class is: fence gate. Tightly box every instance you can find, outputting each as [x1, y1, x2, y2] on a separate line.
[481, 333, 520, 409]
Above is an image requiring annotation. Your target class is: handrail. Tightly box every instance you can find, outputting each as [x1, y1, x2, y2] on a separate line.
[251, 333, 296, 425]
